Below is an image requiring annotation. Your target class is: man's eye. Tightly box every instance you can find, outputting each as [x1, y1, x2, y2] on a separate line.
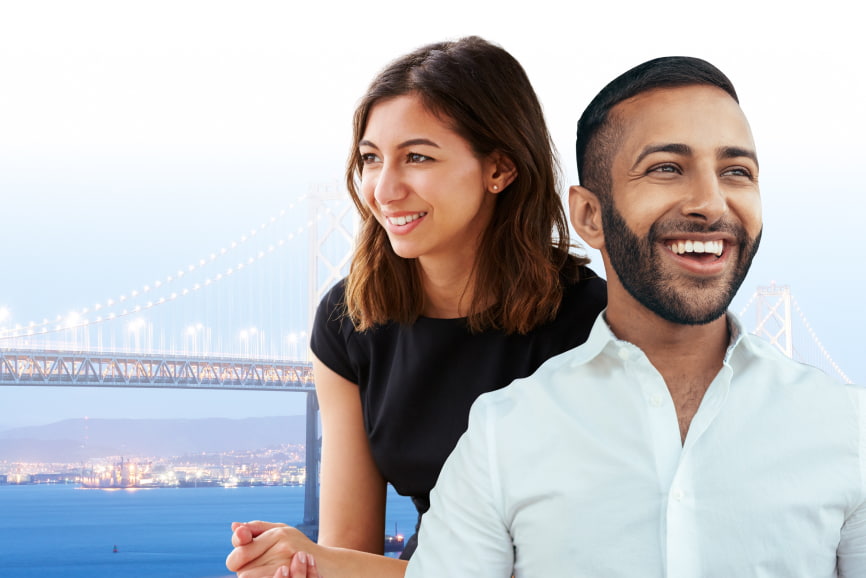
[723, 167, 753, 179]
[649, 163, 679, 174]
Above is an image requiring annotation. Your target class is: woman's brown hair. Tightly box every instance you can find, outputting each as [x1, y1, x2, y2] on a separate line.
[344, 36, 588, 334]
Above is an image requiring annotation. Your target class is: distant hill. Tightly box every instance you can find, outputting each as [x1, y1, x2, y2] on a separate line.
[0, 416, 306, 462]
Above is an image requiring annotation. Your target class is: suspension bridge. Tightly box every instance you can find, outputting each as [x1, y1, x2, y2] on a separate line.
[0, 187, 856, 532]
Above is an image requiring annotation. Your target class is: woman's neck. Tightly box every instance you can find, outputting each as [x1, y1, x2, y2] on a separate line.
[418, 257, 476, 319]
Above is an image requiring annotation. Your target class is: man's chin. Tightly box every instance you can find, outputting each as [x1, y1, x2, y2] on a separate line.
[632, 284, 733, 326]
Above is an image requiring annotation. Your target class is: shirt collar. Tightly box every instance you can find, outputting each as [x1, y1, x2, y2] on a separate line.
[572, 308, 749, 367]
[566, 309, 622, 368]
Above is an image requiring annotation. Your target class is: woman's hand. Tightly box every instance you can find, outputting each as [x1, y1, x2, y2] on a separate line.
[230, 520, 288, 547]
[273, 551, 321, 578]
[226, 521, 316, 577]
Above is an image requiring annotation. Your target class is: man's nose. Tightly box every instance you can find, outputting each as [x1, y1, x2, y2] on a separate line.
[681, 172, 728, 223]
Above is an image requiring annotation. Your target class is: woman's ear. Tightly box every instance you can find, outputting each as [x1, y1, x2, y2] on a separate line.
[569, 185, 604, 250]
[485, 152, 517, 194]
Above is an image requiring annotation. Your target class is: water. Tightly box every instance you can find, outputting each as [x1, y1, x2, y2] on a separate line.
[0, 484, 417, 577]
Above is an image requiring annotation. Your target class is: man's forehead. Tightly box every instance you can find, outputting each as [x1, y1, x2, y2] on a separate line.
[610, 84, 756, 162]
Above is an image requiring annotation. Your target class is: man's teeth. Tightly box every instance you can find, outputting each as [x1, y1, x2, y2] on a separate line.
[668, 240, 724, 257]
[389, 212, 427, 226]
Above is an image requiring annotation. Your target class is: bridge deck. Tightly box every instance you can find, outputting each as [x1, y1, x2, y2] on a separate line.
[0, 348, 315, 391]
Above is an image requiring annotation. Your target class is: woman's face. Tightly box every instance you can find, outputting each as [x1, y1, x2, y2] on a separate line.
[358, 94, 500, 269]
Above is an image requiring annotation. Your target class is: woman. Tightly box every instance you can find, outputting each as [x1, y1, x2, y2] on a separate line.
[227, 35, 606, 578]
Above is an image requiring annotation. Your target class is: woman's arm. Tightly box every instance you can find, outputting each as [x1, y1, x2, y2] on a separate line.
[313, 354, 388, 552]
[228, 524, 408, 577]
[227, 355, 409, 577]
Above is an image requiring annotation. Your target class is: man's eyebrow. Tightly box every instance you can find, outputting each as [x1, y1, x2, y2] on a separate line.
[631, 143, 759, 169]
[719, 146, 759, 168]
[358, 138, 440, 149]
[632, 143, 691, 168]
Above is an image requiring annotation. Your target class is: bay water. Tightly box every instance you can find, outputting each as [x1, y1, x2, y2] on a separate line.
[0, 484, 417, 577]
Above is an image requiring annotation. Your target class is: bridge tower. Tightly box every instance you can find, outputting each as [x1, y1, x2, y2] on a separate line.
[752, 283, 794, 358]
[298, 184, 357, 539]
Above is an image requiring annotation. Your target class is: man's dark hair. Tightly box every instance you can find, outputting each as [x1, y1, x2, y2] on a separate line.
[576, 56, 739, 197]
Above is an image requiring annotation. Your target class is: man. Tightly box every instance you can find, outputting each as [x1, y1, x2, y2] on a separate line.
[404, 57, 866, 577]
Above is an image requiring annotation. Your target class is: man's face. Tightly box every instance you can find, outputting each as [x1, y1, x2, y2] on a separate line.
[601, 84, 763, 325]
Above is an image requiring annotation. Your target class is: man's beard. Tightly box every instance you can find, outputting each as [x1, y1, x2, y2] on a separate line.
[601, 197, 761, 326]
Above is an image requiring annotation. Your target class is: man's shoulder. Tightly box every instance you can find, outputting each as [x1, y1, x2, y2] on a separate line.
[736, 333, 864, 417]
[473, 340, 596, 418]
[738, 333, 852, 387]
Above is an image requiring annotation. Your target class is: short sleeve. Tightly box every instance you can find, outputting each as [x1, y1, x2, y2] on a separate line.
[309, 280, 358, 384]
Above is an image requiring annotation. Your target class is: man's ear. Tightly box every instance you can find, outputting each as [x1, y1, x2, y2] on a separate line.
[569, 185, 604, 250]
[485, 152, 517, 194]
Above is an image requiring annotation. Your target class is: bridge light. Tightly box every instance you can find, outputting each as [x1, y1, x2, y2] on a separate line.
[65, 312, 81, 329]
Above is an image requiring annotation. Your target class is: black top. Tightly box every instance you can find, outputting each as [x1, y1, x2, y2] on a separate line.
[310, 264, 606, 554]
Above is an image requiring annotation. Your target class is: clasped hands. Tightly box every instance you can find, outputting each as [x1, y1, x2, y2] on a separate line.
[227, 521, 322, 578]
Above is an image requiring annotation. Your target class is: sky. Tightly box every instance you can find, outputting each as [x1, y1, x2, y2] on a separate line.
[1, 1, 863, 429]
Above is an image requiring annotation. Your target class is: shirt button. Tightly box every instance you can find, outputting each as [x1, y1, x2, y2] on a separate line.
[618, 348, 630, 361]
[649, 393, 664, 407]
[672, 488, 685, 501]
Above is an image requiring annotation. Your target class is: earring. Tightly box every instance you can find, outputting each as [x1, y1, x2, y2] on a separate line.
[492, 185, 499, 191]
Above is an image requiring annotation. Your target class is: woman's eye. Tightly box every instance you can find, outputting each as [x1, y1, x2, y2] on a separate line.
[407, 153, 432, 163]
[360, 152, 380, 164]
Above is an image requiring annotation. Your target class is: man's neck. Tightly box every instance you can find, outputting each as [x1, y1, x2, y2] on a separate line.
[605, 303, 731, 443]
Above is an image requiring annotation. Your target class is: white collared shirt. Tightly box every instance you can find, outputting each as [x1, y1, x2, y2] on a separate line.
[406, 313, 866, 577]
